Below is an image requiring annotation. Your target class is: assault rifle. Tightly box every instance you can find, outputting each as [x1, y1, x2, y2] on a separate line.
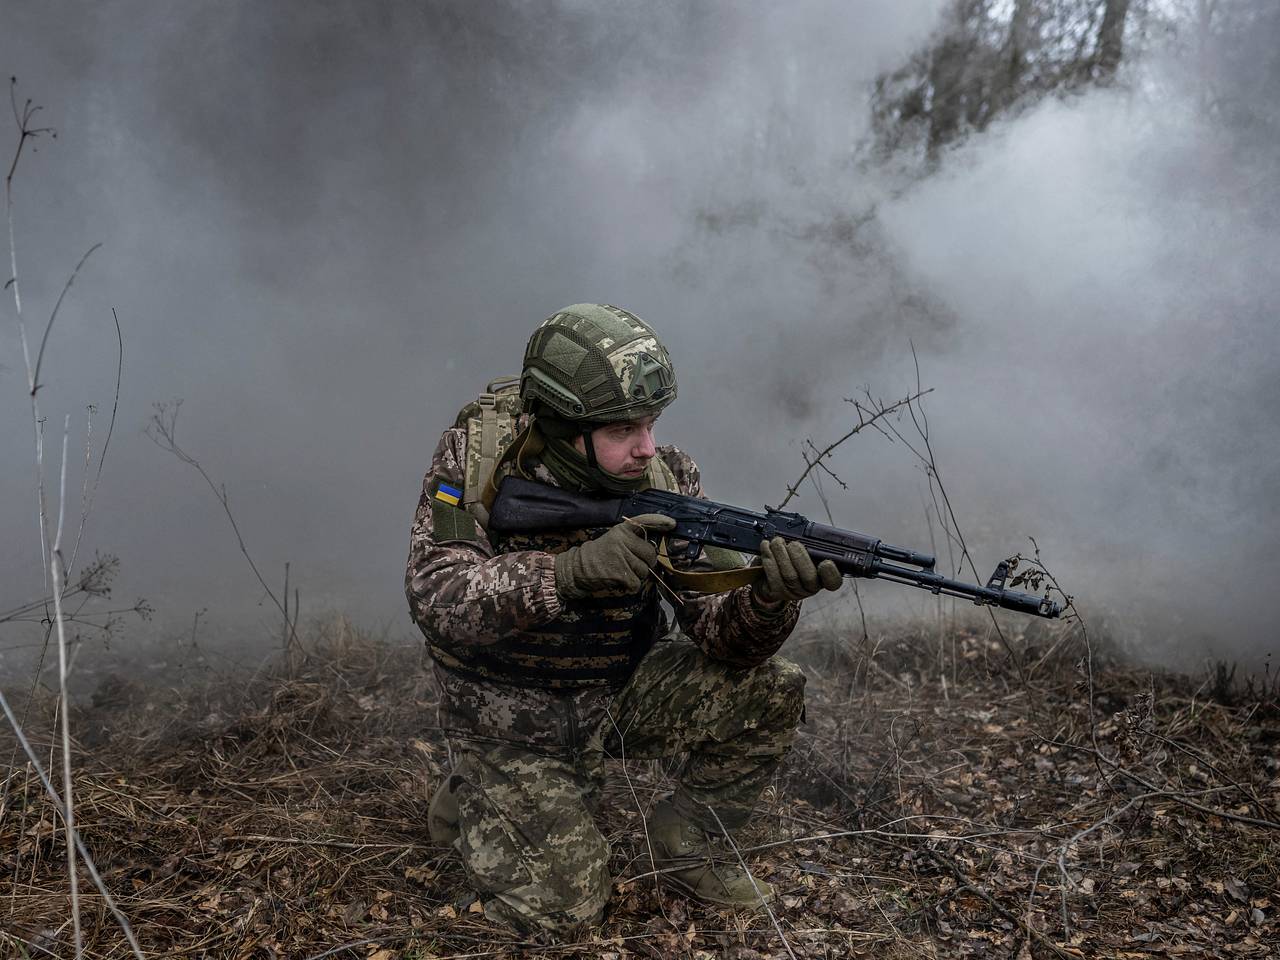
[488, 476, 1062, 619]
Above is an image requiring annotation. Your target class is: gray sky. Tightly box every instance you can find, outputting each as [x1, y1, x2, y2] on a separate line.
[2, 1, 1276, 672]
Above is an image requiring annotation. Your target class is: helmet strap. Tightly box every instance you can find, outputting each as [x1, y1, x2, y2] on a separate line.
[581, 427, 600, 469]
[537, 431, 649, 495]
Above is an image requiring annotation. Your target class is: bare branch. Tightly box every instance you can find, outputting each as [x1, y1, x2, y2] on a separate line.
[146, 400, 292, 637]
[30, 242, 102, 396]
[776, 386, 933, 510]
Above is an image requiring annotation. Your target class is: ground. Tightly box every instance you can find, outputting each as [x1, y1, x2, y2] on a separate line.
[2, 615, 1277, 959]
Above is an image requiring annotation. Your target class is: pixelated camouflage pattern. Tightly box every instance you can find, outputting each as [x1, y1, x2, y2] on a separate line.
[452, 743, 611, 933]
[406, 429, 800, 707]
[522, 304, 676, 422]
[602, 333, 667, 394]
[449, 639, 805, 935]
[460, 390, 524, 513]
[451, 379, 525, 431]
[471, 522, 665, 686]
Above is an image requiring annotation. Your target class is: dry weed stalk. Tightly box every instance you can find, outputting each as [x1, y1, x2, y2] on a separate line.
[49, 416, 82, 954]
[0, 687, 144, 957]
[4, 78, 143, 958]
[777, 348, 1222, 951]
[146, 399, 302, 666]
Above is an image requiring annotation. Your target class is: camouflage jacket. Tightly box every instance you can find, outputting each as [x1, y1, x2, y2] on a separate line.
[406, 427, 801, 750]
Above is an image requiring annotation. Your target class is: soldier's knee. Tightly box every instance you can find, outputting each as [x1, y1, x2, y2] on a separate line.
[695, 652, 806, 726]
[759, 656, 806, 725]
[484, 868, 610, 937]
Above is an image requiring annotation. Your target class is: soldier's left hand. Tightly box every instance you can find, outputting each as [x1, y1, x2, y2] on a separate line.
[752, 536, 842, 605]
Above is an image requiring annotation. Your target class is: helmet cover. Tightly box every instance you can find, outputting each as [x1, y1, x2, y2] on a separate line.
[520, 303, 677, 424]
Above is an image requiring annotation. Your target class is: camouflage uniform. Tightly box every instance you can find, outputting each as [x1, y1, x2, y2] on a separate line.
[406, 427, 805, 935]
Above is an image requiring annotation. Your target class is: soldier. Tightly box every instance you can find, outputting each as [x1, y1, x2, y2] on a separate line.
[406, 303, 841, 935]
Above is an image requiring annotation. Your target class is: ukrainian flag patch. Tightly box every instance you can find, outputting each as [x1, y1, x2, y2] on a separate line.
[434, 481, 463, 507]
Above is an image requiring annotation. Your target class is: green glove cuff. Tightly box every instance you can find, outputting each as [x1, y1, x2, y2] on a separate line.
[747, 587, 792, 618]
[554, 548, 586, 600]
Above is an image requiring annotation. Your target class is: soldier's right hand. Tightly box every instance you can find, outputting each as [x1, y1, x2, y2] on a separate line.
[554, 514, 677, 599]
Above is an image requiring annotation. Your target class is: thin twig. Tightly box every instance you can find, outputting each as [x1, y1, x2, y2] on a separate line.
[0, 688, 146, 959]
[703, 804, 799, 960]
[31, 242, 102, 395]
[916, 842, 1073, 959]
[224, 834, 433, 850]
[66, 308, 122, 578]
[50, 415, 83, 958]
[776, 387, 933, 510]
[874, 349, 1036, 693]
[146, 401, 291, 629]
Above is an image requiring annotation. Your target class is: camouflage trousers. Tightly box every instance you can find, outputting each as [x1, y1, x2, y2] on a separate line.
[446, 640, 805, 935]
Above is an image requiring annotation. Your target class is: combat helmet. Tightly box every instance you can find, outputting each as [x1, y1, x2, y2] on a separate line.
[520, 303, 677, 424]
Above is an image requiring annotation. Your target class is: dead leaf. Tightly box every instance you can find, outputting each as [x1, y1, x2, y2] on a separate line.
[404, 864, 436, 884]
[342, 900, 368, 924]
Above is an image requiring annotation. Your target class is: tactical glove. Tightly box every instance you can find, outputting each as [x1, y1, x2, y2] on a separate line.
[554, 514, 677, 599]
[752, 536, 843, 605]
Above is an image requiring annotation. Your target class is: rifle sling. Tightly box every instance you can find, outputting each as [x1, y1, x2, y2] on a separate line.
[655, 538, 762, 593]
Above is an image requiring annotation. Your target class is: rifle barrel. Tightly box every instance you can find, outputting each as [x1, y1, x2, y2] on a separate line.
[870, 559, 1061, 618]
[874, 542, 936, 570]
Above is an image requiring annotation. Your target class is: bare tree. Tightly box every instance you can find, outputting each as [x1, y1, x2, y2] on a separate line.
[871, 0, 1141, 164]
[1094, 0, 1133, 81]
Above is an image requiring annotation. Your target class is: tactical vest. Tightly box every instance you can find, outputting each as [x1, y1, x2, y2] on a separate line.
[429, 377, 679, 689]
[430, 524, 667, 688]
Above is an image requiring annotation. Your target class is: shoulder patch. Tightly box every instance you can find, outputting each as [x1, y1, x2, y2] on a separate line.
[430, 475, 477, 541]
[433, 480, 463, 507]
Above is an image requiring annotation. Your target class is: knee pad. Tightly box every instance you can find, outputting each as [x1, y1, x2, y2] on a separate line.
[484, 867, 610, 936]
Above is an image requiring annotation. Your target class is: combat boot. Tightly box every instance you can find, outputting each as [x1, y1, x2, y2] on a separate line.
[428, 771, 462, 847]
[647, 800, 774, 909]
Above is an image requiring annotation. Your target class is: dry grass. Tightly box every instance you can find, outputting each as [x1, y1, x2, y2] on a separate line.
[2, 615, 1278, 959]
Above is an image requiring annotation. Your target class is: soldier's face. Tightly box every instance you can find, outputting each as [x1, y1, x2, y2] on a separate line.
[575, 414, 659, 478]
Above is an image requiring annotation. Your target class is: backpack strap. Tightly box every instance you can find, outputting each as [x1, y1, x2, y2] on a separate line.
[477, 422, 544, 521]
[645, 454, 679, 492]
[462, 390, 500, 514]
[461, 376, 523, 526]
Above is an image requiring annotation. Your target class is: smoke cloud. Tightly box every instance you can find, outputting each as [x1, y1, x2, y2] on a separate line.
[1, 1, 1275, 673]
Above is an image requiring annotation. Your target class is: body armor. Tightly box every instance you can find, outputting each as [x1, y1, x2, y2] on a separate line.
[427, 523, 666, 688]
